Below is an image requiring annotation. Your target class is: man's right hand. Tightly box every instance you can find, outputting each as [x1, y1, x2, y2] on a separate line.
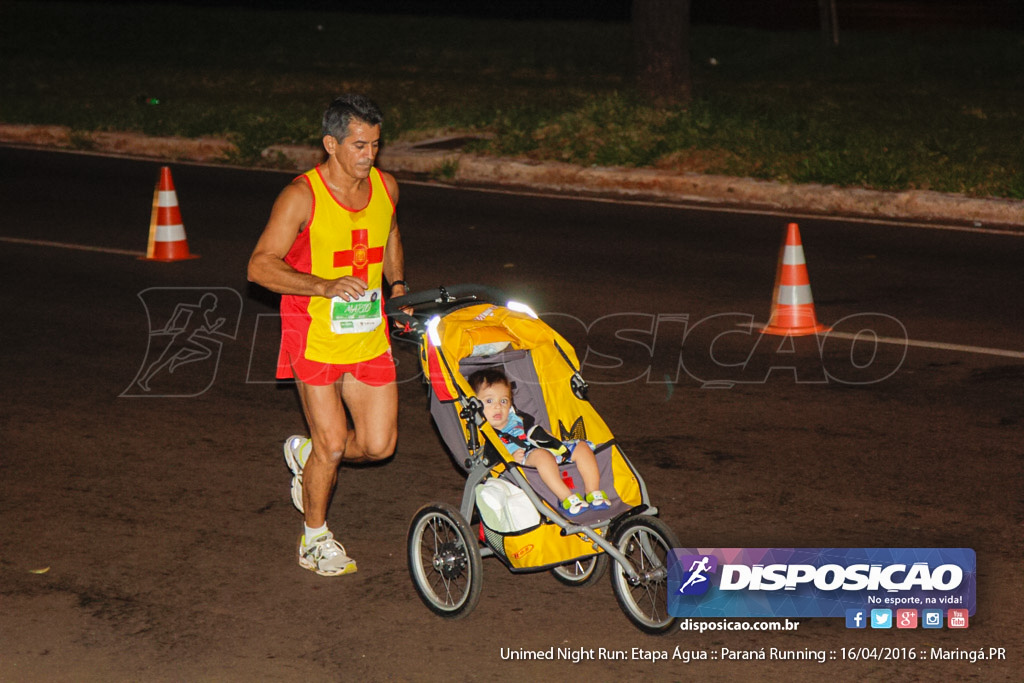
[320, 276, 369, 300]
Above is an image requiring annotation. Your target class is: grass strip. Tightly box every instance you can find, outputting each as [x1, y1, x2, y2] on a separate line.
[2, 2, 1021, 198]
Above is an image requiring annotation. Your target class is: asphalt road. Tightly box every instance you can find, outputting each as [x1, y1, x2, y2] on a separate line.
[1, 146, 1021, 681]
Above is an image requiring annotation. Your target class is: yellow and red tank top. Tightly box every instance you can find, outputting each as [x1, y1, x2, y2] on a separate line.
[277, 165, 395, 374]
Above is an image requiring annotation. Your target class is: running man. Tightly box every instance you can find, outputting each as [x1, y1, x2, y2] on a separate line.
[247, 94, 408, 576]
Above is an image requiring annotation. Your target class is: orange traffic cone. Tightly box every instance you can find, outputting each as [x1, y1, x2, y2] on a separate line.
[761, 222, 829, 336]
[143, 166, 199, 261]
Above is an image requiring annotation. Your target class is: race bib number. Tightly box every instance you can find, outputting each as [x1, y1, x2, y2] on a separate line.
[330, 288, 382, 334]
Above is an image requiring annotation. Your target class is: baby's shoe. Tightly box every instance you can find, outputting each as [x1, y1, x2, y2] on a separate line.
[561, 493, 589, 516]
[586, 490, 612, 510]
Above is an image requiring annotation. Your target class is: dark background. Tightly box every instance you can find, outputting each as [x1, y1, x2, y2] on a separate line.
[69, 0, 1024, 28]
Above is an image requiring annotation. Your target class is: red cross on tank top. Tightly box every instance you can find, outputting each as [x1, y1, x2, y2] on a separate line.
[333, 229, 384, 280]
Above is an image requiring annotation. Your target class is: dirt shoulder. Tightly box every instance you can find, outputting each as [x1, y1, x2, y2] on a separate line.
[2, 123, 1021, 230]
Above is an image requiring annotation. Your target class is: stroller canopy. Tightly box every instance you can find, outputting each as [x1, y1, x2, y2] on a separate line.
[421, 302, 615, 453]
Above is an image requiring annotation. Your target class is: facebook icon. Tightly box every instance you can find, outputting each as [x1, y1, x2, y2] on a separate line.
[846, 609, 867, 629]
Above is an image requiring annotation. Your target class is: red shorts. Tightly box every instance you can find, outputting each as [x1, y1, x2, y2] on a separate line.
[281, 349, 396, 387]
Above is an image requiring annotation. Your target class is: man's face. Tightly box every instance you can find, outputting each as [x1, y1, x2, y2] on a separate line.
[327, 119, 380, 179]
[476, 382, 512, 431]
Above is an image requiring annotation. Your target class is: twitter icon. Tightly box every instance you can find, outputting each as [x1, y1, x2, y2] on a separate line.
[870, 609, 893, 629]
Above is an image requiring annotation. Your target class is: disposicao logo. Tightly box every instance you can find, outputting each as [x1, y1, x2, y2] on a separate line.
[667, 548, 976, 619]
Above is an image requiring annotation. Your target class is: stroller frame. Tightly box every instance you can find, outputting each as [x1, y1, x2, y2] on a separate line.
[459, 402, 655, 580]
[389, 285, 680, 634]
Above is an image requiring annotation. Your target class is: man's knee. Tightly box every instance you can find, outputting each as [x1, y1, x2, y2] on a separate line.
[359, 430, 397, 461]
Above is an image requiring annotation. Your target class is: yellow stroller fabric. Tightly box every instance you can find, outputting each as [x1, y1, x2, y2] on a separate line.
[420, 303, 643, 571]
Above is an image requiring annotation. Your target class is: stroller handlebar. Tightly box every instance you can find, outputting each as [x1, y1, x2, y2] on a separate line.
[386, 284, 514, 332]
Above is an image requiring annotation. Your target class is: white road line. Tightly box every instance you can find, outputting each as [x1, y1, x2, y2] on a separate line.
[5, 216, 1020, 359]
[824, 331, 1024, 359]
[0, 236, 145, 257]
[405, 180, 1024, 237]
[743, 323, 1024, 359]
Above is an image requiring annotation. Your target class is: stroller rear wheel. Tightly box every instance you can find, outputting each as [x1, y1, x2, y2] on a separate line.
[551, 554, 609, 587]
[408, 502, 482, 619]
[609, 516, 680, 634]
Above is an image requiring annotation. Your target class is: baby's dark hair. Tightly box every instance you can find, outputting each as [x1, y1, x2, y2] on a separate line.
[467, 367, 511, 394]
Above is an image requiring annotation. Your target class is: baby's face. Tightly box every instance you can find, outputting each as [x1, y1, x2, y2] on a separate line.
[476, 382, 512, 431]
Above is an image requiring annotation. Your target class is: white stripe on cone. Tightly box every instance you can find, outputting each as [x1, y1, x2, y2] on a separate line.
[775, 284, 815, 306]
[154, 224, 186, 242]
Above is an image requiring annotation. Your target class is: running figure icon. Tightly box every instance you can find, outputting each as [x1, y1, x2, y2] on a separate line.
[136, 293, 226, 392]
[678, 556, 712, 594]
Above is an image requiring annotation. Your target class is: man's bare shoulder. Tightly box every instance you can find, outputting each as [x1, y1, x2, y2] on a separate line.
[282, 174, 313, 199]
[260, 175, 314, 238]
[272, 175, 314, 212]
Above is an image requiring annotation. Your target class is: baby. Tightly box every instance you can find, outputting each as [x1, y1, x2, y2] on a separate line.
[467, 368, 610, 516]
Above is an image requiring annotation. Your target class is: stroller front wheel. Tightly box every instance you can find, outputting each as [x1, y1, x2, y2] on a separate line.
[609, 516, 680, 634]
[408, 502, 483, 619]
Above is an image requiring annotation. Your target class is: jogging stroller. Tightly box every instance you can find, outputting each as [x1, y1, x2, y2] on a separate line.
[386, 285, 680, 634]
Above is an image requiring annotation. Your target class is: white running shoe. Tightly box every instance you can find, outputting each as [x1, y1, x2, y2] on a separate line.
[298, 531, 357, 576]
[283, 435, 310, 513]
